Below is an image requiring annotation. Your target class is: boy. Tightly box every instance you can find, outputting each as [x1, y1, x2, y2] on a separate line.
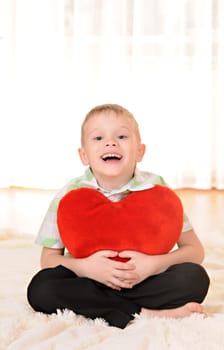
[27, 104, 210, 329]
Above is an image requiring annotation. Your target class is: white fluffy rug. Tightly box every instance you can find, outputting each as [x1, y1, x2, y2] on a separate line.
[1, 232, 224, 350]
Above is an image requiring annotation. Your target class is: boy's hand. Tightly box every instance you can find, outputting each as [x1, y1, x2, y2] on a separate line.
[119, 230, 206, 286]
[75, 250, 138, 290]
[118, 250, 166, 285]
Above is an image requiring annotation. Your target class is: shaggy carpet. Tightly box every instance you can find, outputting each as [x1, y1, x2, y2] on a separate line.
[0, 232, 223, 350]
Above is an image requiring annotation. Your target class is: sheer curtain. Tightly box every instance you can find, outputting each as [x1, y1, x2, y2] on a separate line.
[0, 0, 224, 190]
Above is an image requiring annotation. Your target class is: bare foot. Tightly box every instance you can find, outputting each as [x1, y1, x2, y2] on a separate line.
[140, 302, 207, 319]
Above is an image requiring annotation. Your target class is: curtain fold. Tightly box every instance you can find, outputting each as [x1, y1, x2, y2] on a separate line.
[0, 0, 223, 189]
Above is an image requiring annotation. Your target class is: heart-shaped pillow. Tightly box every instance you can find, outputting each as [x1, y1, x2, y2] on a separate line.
[57, 185, 183, 260]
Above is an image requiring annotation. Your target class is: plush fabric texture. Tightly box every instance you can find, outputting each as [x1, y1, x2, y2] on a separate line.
[57, 185, 183, 260]
[1, 232, 224, 350]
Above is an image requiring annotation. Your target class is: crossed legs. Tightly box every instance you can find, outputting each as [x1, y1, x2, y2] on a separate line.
[27, 262, 210, 329]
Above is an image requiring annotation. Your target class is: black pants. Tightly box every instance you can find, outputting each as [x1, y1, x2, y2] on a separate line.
[27, 262, 210, 329]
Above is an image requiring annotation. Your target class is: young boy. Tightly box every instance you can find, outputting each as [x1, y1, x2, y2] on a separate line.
[27, 104, 210, 329]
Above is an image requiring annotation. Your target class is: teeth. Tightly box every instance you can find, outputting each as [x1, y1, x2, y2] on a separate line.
[102, 153, 122, 160]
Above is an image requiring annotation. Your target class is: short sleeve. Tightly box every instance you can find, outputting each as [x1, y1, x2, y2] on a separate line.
[35, 197, 65, 248]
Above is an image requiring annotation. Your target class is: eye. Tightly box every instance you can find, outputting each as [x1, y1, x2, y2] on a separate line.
[93, 136, 103, 141]
[118, 135, 127, 140]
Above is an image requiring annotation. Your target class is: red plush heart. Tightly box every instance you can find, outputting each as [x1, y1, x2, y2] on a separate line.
[57, 185, 183, 261]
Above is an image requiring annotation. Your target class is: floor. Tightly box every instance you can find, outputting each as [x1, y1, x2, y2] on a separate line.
[175, 189, 224, 241]
[0, 187, 224, 240]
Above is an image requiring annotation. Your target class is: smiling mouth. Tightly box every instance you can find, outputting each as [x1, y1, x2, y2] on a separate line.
[101, 153, 122, 161]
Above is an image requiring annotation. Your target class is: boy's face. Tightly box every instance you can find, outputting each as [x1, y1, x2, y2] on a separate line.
[78, 111, 145, 189]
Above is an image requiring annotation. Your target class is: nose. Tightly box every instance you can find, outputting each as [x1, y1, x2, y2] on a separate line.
[105, 138, 117, 147]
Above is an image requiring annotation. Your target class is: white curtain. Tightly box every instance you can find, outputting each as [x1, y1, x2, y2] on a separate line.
[0, 0, 224, 190]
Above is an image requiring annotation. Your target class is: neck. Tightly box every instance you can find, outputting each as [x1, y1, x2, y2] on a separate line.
[96, 175, 132, 192]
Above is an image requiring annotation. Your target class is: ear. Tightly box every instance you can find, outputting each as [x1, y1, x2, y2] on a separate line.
[78, 147, 89, 166]
[136, 143, 146, 163]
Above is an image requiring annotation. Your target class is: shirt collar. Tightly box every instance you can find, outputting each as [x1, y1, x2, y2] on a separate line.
[81, 167, 154, 195]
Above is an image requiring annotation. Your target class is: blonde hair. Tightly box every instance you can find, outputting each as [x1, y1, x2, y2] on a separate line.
[81, 104, 141, 145]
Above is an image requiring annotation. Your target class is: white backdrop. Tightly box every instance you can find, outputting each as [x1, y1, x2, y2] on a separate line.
[0, 0, 224, 190]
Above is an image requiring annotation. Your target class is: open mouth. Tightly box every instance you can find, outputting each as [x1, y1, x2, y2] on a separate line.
[101, 153, 122, 161]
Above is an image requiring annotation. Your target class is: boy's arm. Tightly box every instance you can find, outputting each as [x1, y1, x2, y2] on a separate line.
[118, 229, 205, 286]
[41, 247, 74, 270]
[40, 247, 138, 290]
[156, 229, 205, 270]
